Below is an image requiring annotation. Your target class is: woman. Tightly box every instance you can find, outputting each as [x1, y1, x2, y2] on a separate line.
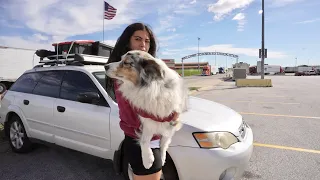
[105, 22, 179, 180]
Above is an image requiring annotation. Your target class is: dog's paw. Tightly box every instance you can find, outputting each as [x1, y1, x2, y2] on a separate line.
[142, 150, 155, 169]
[160, 149, 167, 166]
[161, 154, 166, 166]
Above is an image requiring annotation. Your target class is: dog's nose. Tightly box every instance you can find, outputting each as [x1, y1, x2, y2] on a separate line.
[104, 65, 109, 71]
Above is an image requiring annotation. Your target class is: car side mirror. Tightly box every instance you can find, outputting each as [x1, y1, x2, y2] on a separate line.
[77, 92, 100, 104]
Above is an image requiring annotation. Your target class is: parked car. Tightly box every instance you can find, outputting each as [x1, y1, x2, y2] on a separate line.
[295, 71, 305, 76]
[305, 70, 316, 76]
[0, 54, 253, 180]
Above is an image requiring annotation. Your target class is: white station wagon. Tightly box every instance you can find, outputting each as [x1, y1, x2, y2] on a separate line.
[0, 54, 253, 180]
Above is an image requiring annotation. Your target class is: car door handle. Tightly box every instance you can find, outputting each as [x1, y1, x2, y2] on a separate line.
[57, 106, 66, 113]
[23, 100, 29, 105]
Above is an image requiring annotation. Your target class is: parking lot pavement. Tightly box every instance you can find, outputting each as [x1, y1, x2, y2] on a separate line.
[1, 75, 320, 180]
[194, 75, 320, 180]
[0, 142, 123, 180]
[183, 74, 225, 88]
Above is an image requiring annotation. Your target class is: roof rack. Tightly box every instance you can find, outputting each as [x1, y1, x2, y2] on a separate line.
[34, 39, 112, 68]
[34, 52, 109, 68]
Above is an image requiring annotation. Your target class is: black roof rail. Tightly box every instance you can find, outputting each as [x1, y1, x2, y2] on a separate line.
[33, 53, 109, 68]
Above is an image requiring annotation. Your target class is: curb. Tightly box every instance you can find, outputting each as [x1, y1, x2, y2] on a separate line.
[235, 79, 272, 87]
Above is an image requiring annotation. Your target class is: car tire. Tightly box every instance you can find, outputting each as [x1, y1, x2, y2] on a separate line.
[122, 151, 179, 180]
[6, 114, 33, 153]
[0, 83, 6, 94]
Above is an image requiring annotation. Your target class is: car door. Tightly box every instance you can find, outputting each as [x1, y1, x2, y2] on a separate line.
[8, 72, 46, 139]
[53, 70, 111, 158]
[29, 70, 65, 143]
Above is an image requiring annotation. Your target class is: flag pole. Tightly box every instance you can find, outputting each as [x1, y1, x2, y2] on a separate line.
[103, 1, 105, 42]
[103, 18, 105, 42]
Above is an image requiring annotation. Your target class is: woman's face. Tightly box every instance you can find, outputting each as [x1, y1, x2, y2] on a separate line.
[128, 30, 151, 52]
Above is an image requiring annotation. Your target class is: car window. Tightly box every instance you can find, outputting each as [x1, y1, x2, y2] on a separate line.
[10, 72, 43, 94]
[92, 71, 116, 103]
[32, 71, 65, 98]
[60, 70, 109, 106]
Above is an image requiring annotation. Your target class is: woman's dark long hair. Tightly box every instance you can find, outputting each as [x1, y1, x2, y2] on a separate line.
[105, 22, 158, 101]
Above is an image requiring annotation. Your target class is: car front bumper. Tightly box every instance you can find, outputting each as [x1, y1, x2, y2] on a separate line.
[168, 126, 253, 180]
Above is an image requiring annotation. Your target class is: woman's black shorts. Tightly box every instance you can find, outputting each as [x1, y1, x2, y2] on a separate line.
[123, 135, 162, 175]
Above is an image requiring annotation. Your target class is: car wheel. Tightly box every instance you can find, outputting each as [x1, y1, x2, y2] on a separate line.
[122, 151, 179, 180]
[0, 83, 6, 94]
[6, 114, 33, 153]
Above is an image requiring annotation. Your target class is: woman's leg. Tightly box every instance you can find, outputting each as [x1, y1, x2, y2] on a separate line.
[124, 136, 163, 180]
[133, 170, 162, 180]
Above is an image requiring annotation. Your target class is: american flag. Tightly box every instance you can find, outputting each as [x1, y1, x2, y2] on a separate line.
[104, 1, 117, 20]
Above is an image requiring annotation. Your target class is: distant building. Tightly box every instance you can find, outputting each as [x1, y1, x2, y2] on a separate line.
[162, 59, 175, 69]
[175, 62, 209, 69]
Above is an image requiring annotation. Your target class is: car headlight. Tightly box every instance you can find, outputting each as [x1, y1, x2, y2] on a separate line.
[192, 132, 239, 149]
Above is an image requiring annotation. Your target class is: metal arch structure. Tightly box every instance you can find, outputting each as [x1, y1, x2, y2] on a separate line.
[181, 51, 239, 61]
[181, 51, 239, 77]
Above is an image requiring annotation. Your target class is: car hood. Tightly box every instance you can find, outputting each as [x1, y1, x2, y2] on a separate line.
[170, 96, 243, 147]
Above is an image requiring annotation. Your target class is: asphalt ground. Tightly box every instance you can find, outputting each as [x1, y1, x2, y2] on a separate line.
[1, 75, 320, 180]
[193, 75, 320, 180]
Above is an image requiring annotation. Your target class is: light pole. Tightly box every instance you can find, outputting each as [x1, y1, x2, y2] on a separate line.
[214, 49, 217, 66]
[182, 59, 184, 77]
[226, 56, 228, 70]
[260, 0, 265, 79]
[198, 37, 200, 72]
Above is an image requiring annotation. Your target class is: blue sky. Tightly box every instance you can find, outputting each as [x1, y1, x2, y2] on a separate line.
[1, 0, 319, 68]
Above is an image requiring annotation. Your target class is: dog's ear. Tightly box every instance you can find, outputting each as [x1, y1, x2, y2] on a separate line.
[140, 59, 164, 80]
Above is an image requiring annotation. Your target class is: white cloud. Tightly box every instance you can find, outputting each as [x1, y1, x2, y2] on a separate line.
[232, 13, 246, 31]
[173, 3, 200, 15]
[102, 40, 117, 47]
[167, 28, 177, 32]
[207, 0, 254, 21]
[33, 34, 49, 41]
[1, 0, 202, 49]
[153, 15, 177, 34]
[190, 0, 197, 4]
[2, 0, 154, 38]
[157, 34, 182, 48]
[295, 18, 320, 24]
[0, 36, 52, 50]
[154, 0, 202, 34]
[158, 34, 181, 42]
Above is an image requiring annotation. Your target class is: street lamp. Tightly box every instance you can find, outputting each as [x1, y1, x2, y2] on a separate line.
[198, 37, 200, 72]
[260, 0, 265, 79]
[260, 0, 266, 79]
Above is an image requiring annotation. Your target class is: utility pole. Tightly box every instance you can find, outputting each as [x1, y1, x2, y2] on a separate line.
[182, 59, 184, 77]
[215, 50, 217, 66]
[198, 37, 200, 72]
[261, 0, 265, 79]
